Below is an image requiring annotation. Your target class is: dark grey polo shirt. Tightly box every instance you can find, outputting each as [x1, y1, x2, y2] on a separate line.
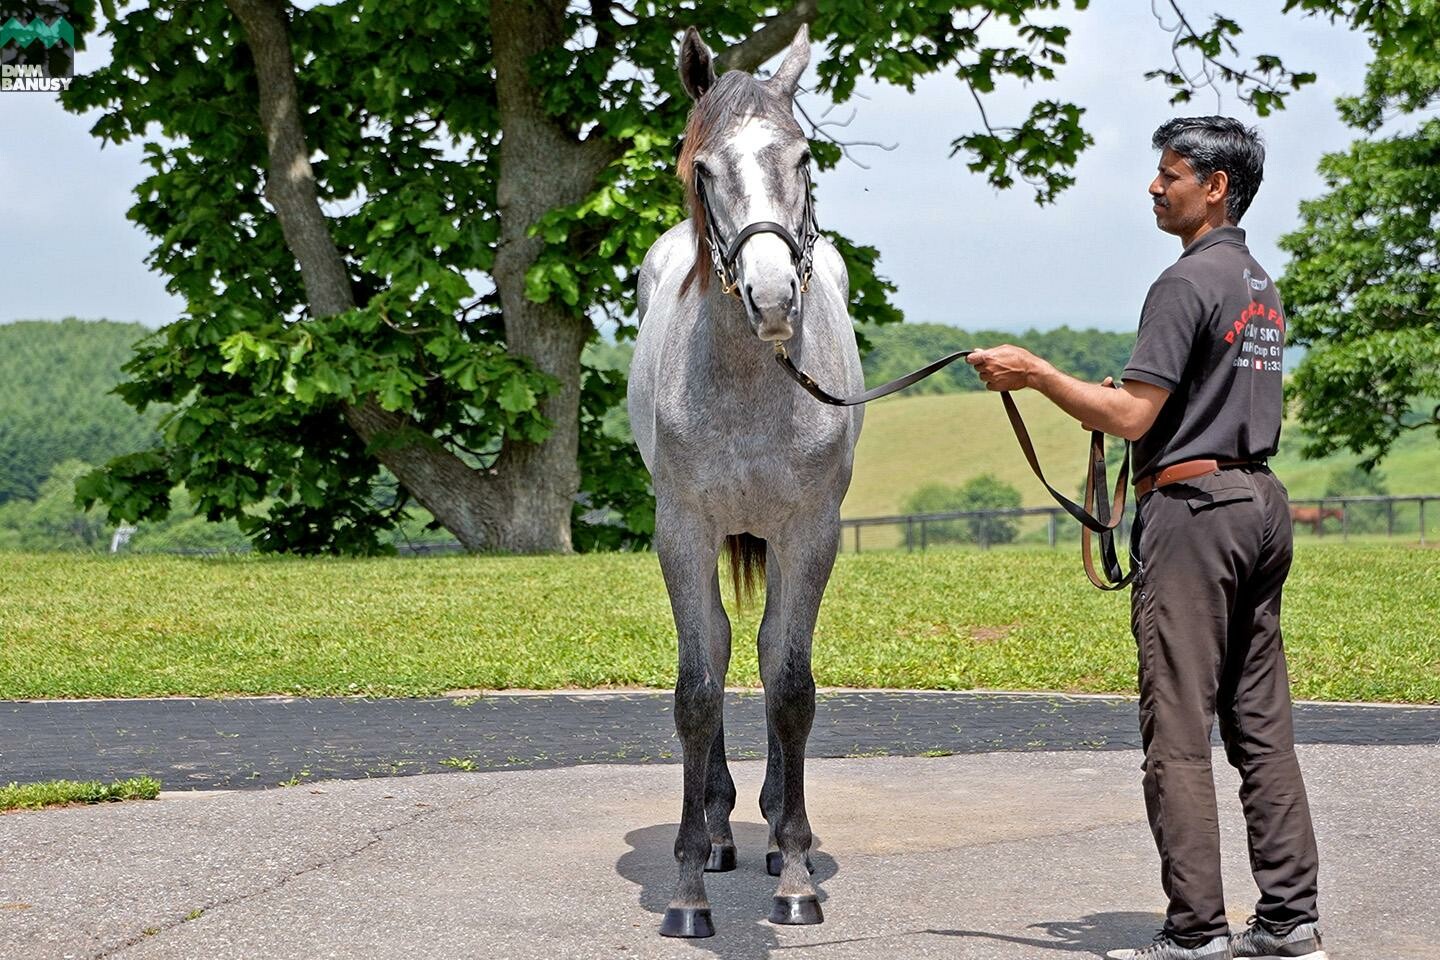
[1123, 226, 1285, 479]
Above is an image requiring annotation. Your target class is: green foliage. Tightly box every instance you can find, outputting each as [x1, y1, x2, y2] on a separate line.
[55, 1, 1328, 554]
[0, 546, 1434, 702]
[0, 460, 113, 551]
[0, 458, 251, 553]
[0, 319, 160, 505]
[902, 474, 1022, 546]
[1322, 464, 1390, 534]
[0, 776, 161, 812]
[1279, 1, 1440, 467]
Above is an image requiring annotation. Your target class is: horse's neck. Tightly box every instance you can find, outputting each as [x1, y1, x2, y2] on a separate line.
[694, 292, 778, 382]
[692, 290, 820, 385]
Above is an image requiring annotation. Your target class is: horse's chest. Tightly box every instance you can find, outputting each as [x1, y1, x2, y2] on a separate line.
[654, 399, 851, 512]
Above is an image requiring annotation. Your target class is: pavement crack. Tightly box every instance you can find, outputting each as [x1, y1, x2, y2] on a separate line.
[94, 785, 501, 959]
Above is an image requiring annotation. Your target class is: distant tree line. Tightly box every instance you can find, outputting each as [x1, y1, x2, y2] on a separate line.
[859, 323, 1136, 394]
[0, 319, 161, 505]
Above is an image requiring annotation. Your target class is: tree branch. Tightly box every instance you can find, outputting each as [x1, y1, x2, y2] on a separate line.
[224, 0, 354, 318]
[715, 0, 819, 74]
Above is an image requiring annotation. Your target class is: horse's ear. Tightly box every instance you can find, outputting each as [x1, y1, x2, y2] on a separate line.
[678, 27, 716, 101]
[767, 24, 810, 99]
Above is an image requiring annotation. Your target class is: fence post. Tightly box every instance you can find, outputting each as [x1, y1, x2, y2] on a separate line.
[1048, 511, 1057, 548]
[1341, 499, 1349, 541]
[1387, 499, 1395, 537]
[854, 524, 861, 554]
[1422, 499, 1428, 547]
[906, 517, 914, 553]
[920, 519, 927, 552]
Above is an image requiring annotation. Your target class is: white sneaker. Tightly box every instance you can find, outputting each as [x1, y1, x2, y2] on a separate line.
[1107, 932, 1232, 960]
[1229, 919, 1326, 960]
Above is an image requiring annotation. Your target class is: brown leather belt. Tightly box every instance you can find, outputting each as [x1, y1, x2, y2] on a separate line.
[1135, 459, 1262, 498]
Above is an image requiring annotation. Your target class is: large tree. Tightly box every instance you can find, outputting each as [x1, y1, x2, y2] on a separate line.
[65, 1, 1334, 554]
[1278, 2, 1440, 467]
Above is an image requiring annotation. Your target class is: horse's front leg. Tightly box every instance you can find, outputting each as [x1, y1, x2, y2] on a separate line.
[760, 523, 839, 926]
[655, 506, 725, 938]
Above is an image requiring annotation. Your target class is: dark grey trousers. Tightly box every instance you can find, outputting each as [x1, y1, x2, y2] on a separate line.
[1131, 465, 1320, 943]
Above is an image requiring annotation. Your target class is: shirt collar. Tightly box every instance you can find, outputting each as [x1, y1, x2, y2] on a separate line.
[1179, 224, 1247, 259]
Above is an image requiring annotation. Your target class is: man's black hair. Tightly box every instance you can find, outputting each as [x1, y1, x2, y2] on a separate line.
[1152, 117, 1265, 224]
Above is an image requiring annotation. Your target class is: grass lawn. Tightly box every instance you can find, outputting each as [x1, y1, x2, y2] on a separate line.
[0, 776, 161, 812]
[843, 390, 1440, 518]
[1, 544, 1435, 703]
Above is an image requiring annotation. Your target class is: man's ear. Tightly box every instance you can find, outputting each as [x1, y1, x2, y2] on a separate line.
[678, 27, 716, 101]
[1207, 169, 1230, 212]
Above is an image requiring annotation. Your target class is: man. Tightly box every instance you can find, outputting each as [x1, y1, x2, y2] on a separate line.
[966, 117, 1324, 960]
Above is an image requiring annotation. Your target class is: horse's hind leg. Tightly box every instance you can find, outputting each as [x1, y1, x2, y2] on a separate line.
[704, 568, 738, 872]
[656, 508, 724, 938]
[760, 532, 836, 925]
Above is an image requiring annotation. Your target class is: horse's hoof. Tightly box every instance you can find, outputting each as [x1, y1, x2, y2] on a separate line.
[769, 895, 823, 925]
[705, 842, 737, 872]
[659, 907, 715, 938]
[766, 851, 815, 877]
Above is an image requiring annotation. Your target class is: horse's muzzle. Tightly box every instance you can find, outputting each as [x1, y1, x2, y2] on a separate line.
[745, 276, 799, 342]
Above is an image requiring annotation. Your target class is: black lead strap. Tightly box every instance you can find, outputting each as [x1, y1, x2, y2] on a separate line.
[773, 342, 1137, 590]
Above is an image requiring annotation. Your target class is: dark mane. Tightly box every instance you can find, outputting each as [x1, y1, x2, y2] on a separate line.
[677, 71, 786, 296]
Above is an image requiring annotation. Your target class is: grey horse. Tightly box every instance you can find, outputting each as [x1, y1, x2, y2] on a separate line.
[627, 25, 864, 938]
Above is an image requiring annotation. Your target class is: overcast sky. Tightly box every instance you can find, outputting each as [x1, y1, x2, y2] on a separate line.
[0, 5, 1375, 333]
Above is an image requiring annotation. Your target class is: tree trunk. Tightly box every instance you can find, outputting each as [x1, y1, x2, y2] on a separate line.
[488, 0, 614, 553]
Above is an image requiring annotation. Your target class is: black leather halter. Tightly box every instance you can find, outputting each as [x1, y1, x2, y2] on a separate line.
[694, 168, 819, 299]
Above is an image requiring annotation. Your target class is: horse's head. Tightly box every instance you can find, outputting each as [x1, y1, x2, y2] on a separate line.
[677, 26, 814, 343]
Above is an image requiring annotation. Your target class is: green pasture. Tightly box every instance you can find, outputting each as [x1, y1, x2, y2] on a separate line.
[1, 545, 1435, 703]
[842, 390, 1440, 520]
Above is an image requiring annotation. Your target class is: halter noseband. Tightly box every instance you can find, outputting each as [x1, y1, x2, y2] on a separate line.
[694, 168, 819, 300]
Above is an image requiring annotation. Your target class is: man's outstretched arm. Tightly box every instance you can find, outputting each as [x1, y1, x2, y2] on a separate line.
[966, 345, 1170, 442]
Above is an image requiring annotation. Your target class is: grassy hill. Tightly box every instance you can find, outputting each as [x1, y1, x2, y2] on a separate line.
[842, 390, 1440, 519]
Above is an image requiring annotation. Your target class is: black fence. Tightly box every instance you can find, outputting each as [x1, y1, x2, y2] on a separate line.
[838, 493, 1440, 554]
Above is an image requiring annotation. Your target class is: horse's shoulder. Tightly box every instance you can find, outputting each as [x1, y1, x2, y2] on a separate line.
[812, 234, 848, 302]
[639, 221, 698, 324]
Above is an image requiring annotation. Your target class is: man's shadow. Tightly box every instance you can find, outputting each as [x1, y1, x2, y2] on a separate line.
[616, 821, 839, 959]
[926, 911, 1167, 957]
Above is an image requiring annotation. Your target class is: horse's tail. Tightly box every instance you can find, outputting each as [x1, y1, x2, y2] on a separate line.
[724, 533, 767, 608]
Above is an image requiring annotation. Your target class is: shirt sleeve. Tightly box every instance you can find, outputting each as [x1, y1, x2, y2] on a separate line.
[1123, 274, 1204, 392]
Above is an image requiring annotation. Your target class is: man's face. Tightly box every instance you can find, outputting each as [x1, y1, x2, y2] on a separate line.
[1149, 148, 1218, 238]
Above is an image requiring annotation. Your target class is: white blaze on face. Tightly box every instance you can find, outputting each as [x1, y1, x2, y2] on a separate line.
[727, 117, 798, 323]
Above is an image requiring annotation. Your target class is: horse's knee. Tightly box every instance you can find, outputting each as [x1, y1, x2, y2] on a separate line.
[674, 674, 722, 740]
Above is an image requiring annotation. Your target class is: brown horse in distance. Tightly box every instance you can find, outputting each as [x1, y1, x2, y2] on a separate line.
[1290, 505, 1345, 534]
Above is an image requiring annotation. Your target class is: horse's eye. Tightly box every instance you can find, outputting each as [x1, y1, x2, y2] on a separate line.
[798, 151, 812, 168]
[692, 160, 711, 179]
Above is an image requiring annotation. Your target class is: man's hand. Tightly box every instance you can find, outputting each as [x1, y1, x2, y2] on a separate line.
[966, 345, 1050, 392]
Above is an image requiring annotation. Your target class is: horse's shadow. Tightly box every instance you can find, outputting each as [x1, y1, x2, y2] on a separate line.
[616, 821, 839, 959]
